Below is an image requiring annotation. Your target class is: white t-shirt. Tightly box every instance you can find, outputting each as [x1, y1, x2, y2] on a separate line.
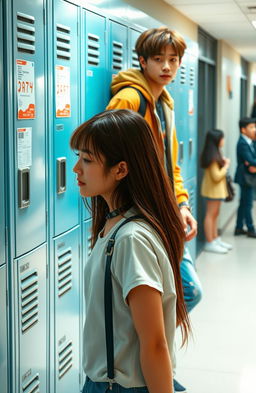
[83, 209, 177, 388]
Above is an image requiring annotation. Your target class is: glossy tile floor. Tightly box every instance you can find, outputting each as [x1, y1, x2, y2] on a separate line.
[176, 210, 256, 393]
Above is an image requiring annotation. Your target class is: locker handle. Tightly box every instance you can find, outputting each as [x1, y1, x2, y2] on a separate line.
[57, 157, 66, 194]
[179, 141, 184, 163]
[18, 168, 30, 209]
[189, 138, 193, 158]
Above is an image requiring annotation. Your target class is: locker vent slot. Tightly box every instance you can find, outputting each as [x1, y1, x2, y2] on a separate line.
[180, 64, 186, 84]
[58, 248, 72, 297]
[190, 67, 195, 87]
[56, 24, 71, 60]
[17, 13, 35, 54]
[112, 41, 123, 71]
[20, 269, 39, 333]
[87, 34, 100, 66]
[22, 372, 40, 393]
[131, 48, 140, 69]
[58, 341, 73, 379]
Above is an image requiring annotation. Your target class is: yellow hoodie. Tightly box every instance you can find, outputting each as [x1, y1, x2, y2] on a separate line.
[107, 69, 189, 204]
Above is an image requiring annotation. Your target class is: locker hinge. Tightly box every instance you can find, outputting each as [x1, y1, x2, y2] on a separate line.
[46, 263, 49, 279]
[6, 288, 8, 308]
[78, 244, 81, 259]
[43, 7, 46, 25]
[5, 226, 8, 248]
[45, 209, 48, 227]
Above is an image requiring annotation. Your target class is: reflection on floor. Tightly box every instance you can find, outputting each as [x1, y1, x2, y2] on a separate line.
[176, 209, 256, 393]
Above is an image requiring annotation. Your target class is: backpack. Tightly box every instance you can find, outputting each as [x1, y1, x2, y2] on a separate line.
[119, 86, 147, 117]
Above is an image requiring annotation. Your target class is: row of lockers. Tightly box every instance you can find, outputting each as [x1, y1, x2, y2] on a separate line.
[0, 0, 199, 392]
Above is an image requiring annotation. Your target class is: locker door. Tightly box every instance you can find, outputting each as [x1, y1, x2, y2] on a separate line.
[80, 219, 92, 388]
[0, 0, 5, 266]
[12, 0, 46, 256]
[53, 0, 79, 236]
[0, 265, 7, 393]
[54, 227, 80, 393]
[108, 20, 128, 95]
[176, 54, 189, 182]
[129, 28, 140, 69]
[184, 177, 197, 261]
[187, 53, 198, 181]
[84, 10, 107, 120]
[15, 244, 47, 393]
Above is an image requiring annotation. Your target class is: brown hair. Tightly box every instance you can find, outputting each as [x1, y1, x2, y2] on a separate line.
[70, 109, 191, 345]
[135, 26, 187, 61]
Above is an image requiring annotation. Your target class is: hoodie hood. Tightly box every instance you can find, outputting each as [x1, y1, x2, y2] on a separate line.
[111, 69, 174, 110]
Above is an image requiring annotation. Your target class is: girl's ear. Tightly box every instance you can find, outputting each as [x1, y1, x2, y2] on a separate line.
[115, 161, 129, 181]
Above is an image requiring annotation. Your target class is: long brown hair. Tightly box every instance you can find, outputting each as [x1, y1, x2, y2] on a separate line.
[70, 109, 191, 345]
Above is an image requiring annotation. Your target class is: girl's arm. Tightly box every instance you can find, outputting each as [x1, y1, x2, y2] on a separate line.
[208, 161, 228, 182]
[127, 285, 174, 393]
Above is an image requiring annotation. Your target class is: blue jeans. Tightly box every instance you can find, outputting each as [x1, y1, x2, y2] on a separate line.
[83, 377, 149, 393]
[181, 247, 202, 313]
[236, 185, 254, 231]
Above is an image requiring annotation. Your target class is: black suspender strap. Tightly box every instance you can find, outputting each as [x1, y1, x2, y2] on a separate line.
[104, 215, 142, 382]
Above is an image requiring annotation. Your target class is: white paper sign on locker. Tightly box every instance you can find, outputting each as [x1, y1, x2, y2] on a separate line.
[16, 60, 35, 119]
[55, 65, 71, 118]
[17, 128, 32, 169]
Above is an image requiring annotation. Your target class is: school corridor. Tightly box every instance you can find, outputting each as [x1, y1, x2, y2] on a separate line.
[176, 207, 256, 393]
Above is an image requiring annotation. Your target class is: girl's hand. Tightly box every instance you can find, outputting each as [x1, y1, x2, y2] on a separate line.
[224, 157, 230, 167]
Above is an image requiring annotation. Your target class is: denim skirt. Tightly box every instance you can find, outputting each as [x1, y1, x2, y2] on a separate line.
[82, 377, 149, 393]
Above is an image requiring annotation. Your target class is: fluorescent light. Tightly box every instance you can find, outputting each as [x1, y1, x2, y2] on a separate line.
[252, 20, 256, 29]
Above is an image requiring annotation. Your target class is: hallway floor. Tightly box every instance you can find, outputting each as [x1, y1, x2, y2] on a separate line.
[176, 210, 256, 393]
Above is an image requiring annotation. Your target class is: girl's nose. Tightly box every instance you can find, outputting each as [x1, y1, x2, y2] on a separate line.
[73, 160, 81, 174]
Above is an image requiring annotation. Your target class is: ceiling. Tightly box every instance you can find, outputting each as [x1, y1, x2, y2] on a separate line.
[163, 0, 256, 62]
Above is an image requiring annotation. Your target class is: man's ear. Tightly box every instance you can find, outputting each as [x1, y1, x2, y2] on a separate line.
[139, 56, 147, 71]
[115, 161, 129, 181]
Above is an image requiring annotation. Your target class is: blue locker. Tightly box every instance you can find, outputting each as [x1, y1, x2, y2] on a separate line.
[187, 52, 198, 180]
[15, 244, 47, 393]
[54, 226, 80, 393]
[0, 0, 5, 266]
[11, 0, 46, 256]
[81, 9, 107, 221]
[108, 20, 128, 94]
[53, 0, 79, 236]
[80, 218, 92, 388]
[83, 9, 107, 120]
[184, 177, 197, 262]
[0, 265, 7, 393]
[128, 28, 140, 69]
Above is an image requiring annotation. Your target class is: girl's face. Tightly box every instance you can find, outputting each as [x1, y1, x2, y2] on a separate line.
[219, 137, 224, 148]
[73, 147, 127, 204]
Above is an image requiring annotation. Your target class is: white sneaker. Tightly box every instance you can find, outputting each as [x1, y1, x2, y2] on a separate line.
[204, 241, 228, 254]
[215, 237, 233, 250]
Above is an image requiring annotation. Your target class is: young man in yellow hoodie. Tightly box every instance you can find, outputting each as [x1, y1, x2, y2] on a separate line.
[107, 27, 202, 393]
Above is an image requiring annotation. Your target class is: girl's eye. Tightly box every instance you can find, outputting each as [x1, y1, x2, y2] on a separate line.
[83, 158, 91, 163]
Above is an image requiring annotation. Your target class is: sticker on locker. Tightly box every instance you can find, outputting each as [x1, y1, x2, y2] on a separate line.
[55, 65, 71, 118]
[16, 60, 35, 119]
[17, 128, 32, 169]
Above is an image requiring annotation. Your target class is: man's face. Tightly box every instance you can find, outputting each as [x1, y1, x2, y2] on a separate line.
[139, 44, 181, 88]
[242, 123, 256, 140]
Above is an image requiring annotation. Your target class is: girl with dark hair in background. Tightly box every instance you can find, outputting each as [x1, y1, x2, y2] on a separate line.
[201, 129, 232, 254]
[70, 109, 191, 393]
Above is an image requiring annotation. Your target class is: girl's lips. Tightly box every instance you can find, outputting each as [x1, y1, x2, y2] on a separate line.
[78, 180, 86, 186]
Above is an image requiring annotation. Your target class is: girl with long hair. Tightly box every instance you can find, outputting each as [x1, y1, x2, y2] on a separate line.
[70, 109, 190, 393]
[200, 129, 232, 253]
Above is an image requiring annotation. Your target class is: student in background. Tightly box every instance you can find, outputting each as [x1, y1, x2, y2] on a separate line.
[234, 117, 256, 238]
[71, 109, 191, 393]
[201, 129, 232, 253]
